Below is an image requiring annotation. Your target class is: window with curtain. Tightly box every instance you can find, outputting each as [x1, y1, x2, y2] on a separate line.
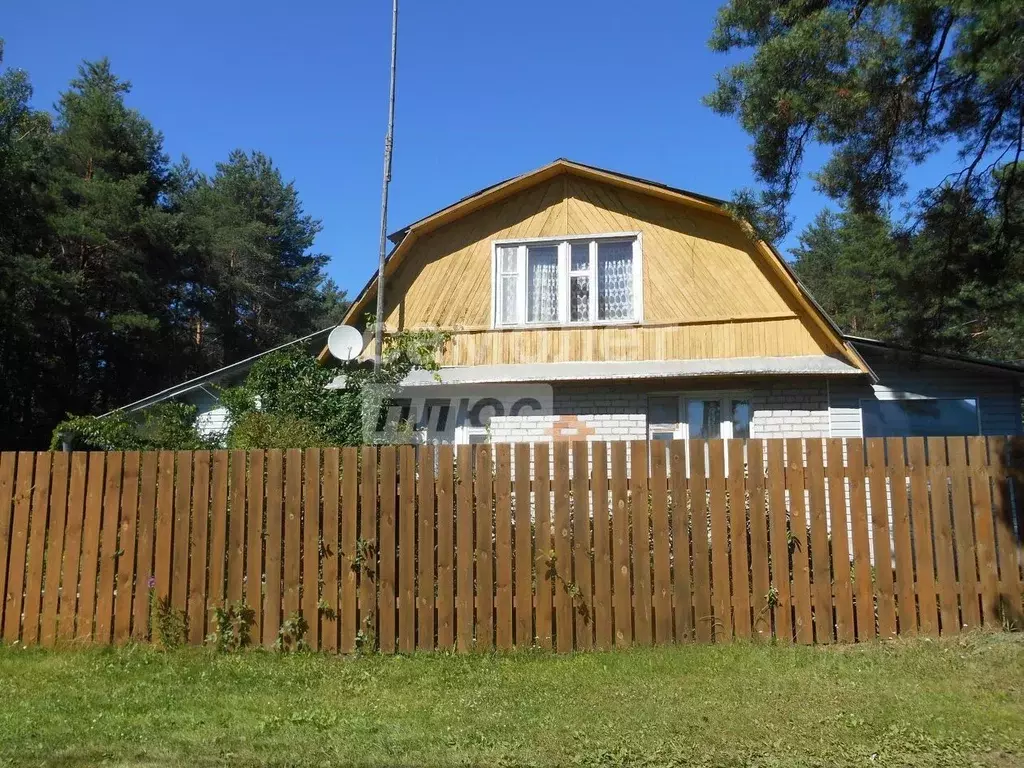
[647, 394, 752, 440]
[493, 235, 641, 326]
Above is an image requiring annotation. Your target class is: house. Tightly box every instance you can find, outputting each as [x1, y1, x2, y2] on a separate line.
[319, 159, 1023, 444]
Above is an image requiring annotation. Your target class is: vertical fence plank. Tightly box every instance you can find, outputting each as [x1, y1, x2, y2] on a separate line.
[398, 445, 416, 653]
[0, 453, 18, 640]
[552, 442, 572, 652]
[227, 451, 247, 607]
[0, 453, 16, 639]
[187, 452, 209, 646]
[967, 437, 999, 628]
[303, 448, 321, 650]
[207, 451, 229, 612]
[76, 452, 107, 642]
[785, 439, 814, 645]
[455, 445, 473, 651]
[418, 446, 436, 651]
[766, 440, 792, 643]
[437, 445, 455, 649]
[4, 452, 35, 642]
[846, 440, 875, 641]
[825, 439, 855, 643]
[360, 446, 379, 650]
[131, 452, 157, 642]
[591, 442, 613, 649]
[41, 453, 71, 647]
[989, 438, 1022, 625]
[1012, 439, 1024, 616]
[707, 440, 731, 641]
[907, 438, 938, 636]
[113, 453, 140, 645]
[630, 440, 653, 646]
[866, 439, 897, 639]
[747, 440, 770, 640]
[805, 440, 833, 644]
[927, 437, 959, 634]
[474, 444, 493, 650]
[669, 440, 693, 642]
[341, 446, 359, 653]
[571, 442, 594, 651]
[610, 442, 631, 647]
[947, 438, 980, 629]
[494, 444, 513, 651]
[246, 450, 265, 645]
[727, 440, 751, 639]
[887, 439, 917, 637]
[263, 450, 284, 648]
[320, 448, 340, 653]
[169, 452, 191, 625]
[689, 440, 713, 643]
[22, 453, 53, 645]
[378, 446, 397, 653]
[283, 449, 302, 624]
[534, 443, 553, 649]
[650, 441, 672, 645]
[513, 443, 533, 648]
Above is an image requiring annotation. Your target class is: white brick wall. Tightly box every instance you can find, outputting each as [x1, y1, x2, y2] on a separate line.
[488, 380, 830, 442]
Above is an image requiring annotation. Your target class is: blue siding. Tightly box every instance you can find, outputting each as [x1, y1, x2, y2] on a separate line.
[829, 347, 1022, 437]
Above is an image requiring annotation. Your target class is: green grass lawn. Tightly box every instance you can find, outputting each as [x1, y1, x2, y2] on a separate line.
[0, 634, 1022, 767]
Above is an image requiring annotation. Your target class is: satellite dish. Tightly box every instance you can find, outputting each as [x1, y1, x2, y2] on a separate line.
[327, 325, 364, 361]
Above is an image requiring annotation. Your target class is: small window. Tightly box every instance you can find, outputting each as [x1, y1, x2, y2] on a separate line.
[648, 393, 751, 441]
[494, 235, 641, 326]
[862, 398, 979, 437]
[731, 400, 751, 439]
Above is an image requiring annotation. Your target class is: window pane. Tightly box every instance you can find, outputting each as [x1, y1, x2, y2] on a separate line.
[651, 431, 675, 442]
[648, 395, 678, 425]
[732, 400, 751, 439]
[498, 245, 517, 274]
[570, 242, 590, 272]
[570, 275, 590, 322]
[468, 432, 489, 445]
[527, 245, 558, 322]
[500, 274, 518, 324]
[597, 241, 634, 320]
[687, 399, 721, 439]
[862, 398, 978, 437]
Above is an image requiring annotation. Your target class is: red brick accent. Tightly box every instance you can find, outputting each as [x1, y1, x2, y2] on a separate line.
[545, 416, 597, 442]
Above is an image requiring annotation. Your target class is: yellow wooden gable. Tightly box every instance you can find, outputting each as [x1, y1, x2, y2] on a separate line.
[324, 160, 868, 373]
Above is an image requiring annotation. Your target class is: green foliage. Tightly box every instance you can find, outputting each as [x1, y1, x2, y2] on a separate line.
[706, 1, 1024, 358]
[217, 324, 450, 449]
[275, 613, 309, 652]
[706, 0, 1024, 235]
[793, 169, 1024, 360]
[149, 591, 187, 649]
[207, 601, 255, 653]
[50, 402, 217, 451]
[0, 44, 346, 450]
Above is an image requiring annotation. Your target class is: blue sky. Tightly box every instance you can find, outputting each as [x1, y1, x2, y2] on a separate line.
[5, 0, 954, 297]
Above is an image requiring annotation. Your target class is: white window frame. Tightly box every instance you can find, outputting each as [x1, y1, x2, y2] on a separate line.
[491, 232, 644, 328]
[646, 391, 753, 441]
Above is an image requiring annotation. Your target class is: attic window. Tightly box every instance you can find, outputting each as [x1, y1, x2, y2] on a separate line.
[493, 234, 642, 327]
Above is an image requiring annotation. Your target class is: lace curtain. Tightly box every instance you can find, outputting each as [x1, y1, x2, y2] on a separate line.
[598, 242, 633, 320]
[527, 246, 558, 322]
[497, 246, 519, 325]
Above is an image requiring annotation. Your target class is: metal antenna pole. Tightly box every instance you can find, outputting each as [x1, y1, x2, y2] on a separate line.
[373, 0, 399, 374]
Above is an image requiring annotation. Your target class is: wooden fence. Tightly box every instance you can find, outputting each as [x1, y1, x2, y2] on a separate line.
[0, 437, 1021, 652]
